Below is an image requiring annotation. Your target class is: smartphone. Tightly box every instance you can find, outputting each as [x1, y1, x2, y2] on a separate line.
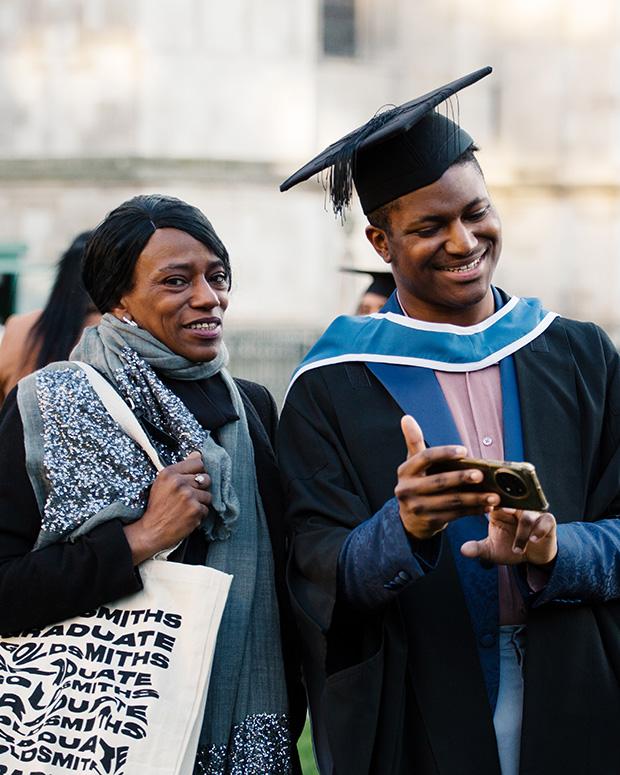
[426, 457, 549, 511]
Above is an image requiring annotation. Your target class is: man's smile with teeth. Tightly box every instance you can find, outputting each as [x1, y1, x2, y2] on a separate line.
[186, 321, 219, 330]
[440, 255, 483, 273]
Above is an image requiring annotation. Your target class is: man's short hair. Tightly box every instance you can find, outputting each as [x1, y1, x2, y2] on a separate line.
[366, 144, 483, 234]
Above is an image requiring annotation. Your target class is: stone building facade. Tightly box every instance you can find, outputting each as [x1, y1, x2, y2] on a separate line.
[0, 0, 619, 397]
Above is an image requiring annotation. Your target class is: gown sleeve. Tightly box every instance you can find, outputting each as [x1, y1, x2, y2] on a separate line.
[530, 324, 620, 606]
[337, 497, 441, 609]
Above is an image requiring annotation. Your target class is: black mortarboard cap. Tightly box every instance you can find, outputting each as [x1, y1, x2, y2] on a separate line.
[340, 268, 396, 297]
[280, 66, 492, 216]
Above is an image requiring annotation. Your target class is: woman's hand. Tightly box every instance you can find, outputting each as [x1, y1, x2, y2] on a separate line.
[395, 415, 500, 540]
[123, 451, 211, 565]
[460, 506, 557, 566]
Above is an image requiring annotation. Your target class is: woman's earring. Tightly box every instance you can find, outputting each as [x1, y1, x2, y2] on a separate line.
[122, 316, 138, 328]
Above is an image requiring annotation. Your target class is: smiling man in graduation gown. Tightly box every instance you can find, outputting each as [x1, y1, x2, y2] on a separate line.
[277, 67, 620, 775]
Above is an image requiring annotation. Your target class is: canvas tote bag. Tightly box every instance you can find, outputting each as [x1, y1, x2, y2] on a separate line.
[0, 362, 233, 775]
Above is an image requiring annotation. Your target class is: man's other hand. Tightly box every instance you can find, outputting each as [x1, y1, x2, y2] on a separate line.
[460, 507, 557, 566]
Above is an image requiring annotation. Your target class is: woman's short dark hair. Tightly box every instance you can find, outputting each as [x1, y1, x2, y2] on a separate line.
[83, 194, 231, 313]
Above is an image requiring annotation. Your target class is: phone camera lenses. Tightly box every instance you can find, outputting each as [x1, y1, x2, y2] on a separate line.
[495, 470, 528, 498]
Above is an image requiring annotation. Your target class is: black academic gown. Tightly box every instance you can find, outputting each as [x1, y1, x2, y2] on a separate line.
[0, 375, 305, 767]
[278, 315, 620, 775]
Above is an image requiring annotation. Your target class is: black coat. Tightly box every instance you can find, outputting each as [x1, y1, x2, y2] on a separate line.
[278, 315, 620, 774]
[0, 376, 305, 758]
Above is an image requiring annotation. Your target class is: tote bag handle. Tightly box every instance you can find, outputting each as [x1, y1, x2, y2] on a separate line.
[72, 360, 164, 472]
[72, 361, 185, 560]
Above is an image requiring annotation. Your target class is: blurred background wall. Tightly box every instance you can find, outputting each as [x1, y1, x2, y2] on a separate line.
[0, 0, 619, 401]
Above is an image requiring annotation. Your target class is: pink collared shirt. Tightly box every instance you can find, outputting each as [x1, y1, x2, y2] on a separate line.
[436, 366, 528, 625]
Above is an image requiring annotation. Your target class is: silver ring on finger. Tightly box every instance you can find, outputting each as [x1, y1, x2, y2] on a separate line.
[194, 474, 206, 485]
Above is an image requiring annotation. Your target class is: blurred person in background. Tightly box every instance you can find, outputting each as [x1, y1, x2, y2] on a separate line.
[0, 230, 100, 403]
[342, 268, 396, 315]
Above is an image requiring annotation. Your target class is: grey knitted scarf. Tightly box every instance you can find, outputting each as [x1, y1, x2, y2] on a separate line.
[16, 314, 291, 774]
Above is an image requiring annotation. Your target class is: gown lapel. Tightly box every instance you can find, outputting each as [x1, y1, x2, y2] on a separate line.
[513, 334, 582, 523]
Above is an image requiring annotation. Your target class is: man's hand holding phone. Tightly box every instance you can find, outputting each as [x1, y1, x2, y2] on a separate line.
[396, 414, 557, 566]
[396, 414, 501, 540]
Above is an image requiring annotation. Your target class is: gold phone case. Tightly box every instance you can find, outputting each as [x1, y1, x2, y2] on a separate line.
[428, 457, 549, 511]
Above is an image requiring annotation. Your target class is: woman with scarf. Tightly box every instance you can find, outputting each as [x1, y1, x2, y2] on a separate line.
[0, 194, 303, 774]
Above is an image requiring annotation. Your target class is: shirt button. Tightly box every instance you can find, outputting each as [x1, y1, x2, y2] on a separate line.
[482, 436, 493, 447]
[479, 632, 497, 648]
